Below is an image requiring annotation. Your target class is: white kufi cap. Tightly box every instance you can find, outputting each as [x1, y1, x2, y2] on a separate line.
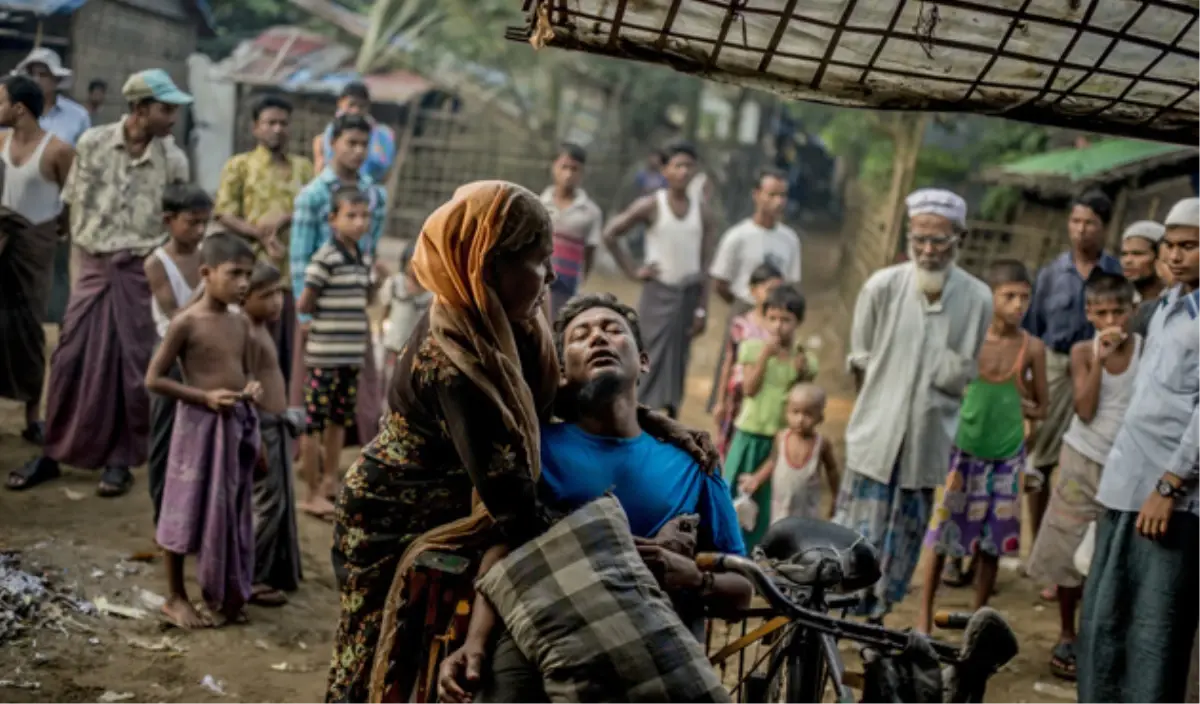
[1164, 197, 1200, 229]
[906, 188, 967, 230]
[1121, 220, 1165, 243]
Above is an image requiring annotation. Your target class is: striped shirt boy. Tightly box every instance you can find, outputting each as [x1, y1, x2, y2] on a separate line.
[303, 238, 370, 368]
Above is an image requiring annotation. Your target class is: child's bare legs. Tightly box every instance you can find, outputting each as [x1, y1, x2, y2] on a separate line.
[917, 550, 946, 634]
[162, 551, 211, 629]
[1026, 469, 1056, 600]
[972, 553, 999, 610]
[319, 425, 346, 503]
[300, 432, 334, 518]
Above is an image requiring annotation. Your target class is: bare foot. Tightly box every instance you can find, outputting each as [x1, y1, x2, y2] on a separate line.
[161, 596, 212, 629]
[300, 496, 337, 521]
[319, 478, 341, 503]
[249, 583, 288, 607]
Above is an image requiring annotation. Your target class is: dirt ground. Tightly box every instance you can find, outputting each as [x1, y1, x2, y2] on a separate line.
[0, 233, 1074, 703]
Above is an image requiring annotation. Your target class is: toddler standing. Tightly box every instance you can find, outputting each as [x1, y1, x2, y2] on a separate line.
[381, 239, 431, 385]
[146, 232, 262, 628]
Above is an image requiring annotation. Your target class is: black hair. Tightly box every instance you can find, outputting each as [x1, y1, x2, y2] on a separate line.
[330, 113, 372, 142]
[985, 258, 1032, 289]
[399, 238, 418, 270]
[557, 142, 587, 165]
[1085, 271, 1135, 305]
[87, 78, 107, 93]
[162, 182, 213, 214]
[248, 261, 282, 293]
[252, 93, 293, 121]
[748, 261, 784, 287]
[331, 186, 370, 214]
[664, 142, 698, 162]
[201, 231, 255, 267]
[1, 75, 44, 119]
[1072, 189, 1113, 225]
[340, 81, 370, 101]
[553, 293, 644, 362]
[764, 284, 806, 321]
[756, 167, 788, 189]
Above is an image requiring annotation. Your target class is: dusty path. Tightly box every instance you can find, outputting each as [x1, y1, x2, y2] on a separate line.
[0, 233, 1070, 702]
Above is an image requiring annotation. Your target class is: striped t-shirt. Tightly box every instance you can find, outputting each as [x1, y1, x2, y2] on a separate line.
[303, 238, 370, 368]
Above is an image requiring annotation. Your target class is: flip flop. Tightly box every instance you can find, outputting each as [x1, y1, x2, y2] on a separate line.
[97, 466, 134, 498]
[942, 558, 973, 587]
[249, 585, 288, 607]
[1049, 641, 1077, 681]
[6, 457, 61, 491]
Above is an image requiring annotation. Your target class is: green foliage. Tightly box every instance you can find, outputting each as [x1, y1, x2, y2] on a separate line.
[198, 0, 300, 58]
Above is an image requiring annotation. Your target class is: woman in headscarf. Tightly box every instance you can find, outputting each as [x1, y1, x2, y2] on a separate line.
[326, 181, 559, 702]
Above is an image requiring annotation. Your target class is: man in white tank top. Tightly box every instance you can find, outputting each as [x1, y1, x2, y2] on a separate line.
[0, 74, 75, 446]
[602, 143, 716, 418]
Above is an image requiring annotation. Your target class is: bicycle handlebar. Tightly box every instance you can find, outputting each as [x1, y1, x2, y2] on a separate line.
[697, 552, 960, 662]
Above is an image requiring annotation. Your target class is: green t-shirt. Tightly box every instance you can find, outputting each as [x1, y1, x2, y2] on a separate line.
[733, 339, 819, 437]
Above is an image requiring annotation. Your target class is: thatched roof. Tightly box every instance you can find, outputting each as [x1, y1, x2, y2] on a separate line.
[505, 0, 1199, 145]
[980, 138, 1198, 195]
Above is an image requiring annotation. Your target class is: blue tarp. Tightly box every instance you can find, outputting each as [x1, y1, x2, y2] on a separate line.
[0, 0, 213, 29]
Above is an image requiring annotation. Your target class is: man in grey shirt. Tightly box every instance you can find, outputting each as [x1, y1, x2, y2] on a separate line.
[1078, 196, 1199, 703]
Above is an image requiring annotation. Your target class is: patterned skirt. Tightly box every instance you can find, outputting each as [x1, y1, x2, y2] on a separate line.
[924, 445, 1023, 559]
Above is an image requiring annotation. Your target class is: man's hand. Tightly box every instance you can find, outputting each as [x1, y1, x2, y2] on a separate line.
[690, 309, 707, 338]
[636, 262, 661, 282]
[1094, 327, 1126, 361]
[636, 543, 704, 591]
[1136, 473, 1183, 540]
[263, 233, 285, 262]
[437, 640, 487, 703]
[636, 513, 699, 557]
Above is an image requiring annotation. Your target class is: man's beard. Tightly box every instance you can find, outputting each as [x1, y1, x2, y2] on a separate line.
[576, 371, 626, 410]
[910, 246, 956, 295]
[1132, 273, 1159, 289]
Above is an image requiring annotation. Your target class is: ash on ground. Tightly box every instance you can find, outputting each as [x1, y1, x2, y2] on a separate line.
[0, 550, 95, 645]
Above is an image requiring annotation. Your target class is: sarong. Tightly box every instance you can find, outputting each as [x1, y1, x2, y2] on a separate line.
[289, 325, 381, 447]
[148, 358, 183, 524]
[721, 429, 776, 549]
[925, 445, 1023, 558]
[0, 211, 58, 403]
[43, 249, 156, 469]
[1028, 350, 1072, 470]
[705, 299, 753, 412]
[835, 467, 933, 615]
[254, 412, 302, 592]
[156, 401, 260, 612]
[1025, 443, 1105, 588]
[268, 288, 296, 388]
[1078, 509, 1199, 702]
[637, 279, 703, 414]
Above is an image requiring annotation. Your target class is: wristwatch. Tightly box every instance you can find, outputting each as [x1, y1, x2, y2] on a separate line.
[1155, 477, 1183, 498]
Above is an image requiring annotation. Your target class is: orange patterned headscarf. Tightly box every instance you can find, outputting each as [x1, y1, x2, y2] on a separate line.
[369, 181, 558, 702]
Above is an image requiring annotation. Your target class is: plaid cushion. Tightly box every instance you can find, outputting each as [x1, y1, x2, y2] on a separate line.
[475, 495, 730, 702]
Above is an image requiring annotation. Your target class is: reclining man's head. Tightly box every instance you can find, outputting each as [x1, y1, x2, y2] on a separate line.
[553, 293, 649, 417]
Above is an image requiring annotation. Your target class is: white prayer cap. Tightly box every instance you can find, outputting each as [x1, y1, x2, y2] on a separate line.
[906, 188, 967, 230]
[1121, 220, 1165, 243]
[1164, 197, 1200, 228]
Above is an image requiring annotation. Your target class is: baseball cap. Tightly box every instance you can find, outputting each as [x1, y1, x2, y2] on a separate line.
[15, 48, 70, 79]
[122, 69, 193, 105]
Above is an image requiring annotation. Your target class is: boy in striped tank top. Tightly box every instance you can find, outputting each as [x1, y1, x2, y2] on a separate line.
[918, 259, 1049, 633]
[1028, 273, 1140, 681]
[296, 187, 373, 520]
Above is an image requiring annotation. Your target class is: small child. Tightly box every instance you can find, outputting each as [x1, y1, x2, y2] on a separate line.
[297, 188, 373, 520]
[919, 259, 1048, 634]
[241, 262, 303, 606]
[381, 239, 432, 385]
[145, 232, 263, 629]
[145, 184, 209, 521]
[723, 284, 818, 549]
[713, 262, 784, 458]
[737, 383, 839, 523]
[1027, 272, 1140, 681]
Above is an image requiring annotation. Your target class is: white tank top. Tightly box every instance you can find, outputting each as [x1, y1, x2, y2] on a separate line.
[0, 131, 62, 224]
[150, 247, 196, 339]
[770, 431, 825, 525]
[1062, 334, 1142, 465]
[644, 189, 703, 286]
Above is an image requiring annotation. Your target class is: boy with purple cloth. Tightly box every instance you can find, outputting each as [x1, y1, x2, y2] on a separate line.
[145, 232, 263, 629]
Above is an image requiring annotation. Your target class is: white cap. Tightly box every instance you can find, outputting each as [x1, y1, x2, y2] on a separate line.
[906, 188, 967, 230]
[1121, 220, 1165, 243]
[14, 48, 71, 79]
[1164, 197, 1200, 229]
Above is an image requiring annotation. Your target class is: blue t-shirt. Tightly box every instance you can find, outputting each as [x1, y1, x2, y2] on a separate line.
[539, 423, 746, 556]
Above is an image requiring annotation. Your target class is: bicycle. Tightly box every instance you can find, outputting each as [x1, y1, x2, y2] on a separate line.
[700, 516, 1019, 703]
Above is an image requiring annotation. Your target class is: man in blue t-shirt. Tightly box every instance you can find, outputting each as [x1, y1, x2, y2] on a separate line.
[437, 293, 750, 703]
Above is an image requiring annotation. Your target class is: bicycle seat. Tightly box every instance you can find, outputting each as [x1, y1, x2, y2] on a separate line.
[757, 516, 881, 593]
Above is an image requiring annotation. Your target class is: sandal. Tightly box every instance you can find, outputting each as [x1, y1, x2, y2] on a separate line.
[942, 558, 973, 587]
[249, 584, 288, 607]
[97, 466, 134, 498]
[6, 457, 61, 491]
[1049, 641, 1077, 681]
[20, 421, 45, 445]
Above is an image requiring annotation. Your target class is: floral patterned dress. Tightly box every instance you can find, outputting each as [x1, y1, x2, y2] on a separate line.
[716, 312, 771, 458]
[326, 315, 553, 702]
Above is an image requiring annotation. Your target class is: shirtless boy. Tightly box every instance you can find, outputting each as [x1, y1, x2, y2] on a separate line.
[146, 232, 263, 628]
[145, 183, 207, 523]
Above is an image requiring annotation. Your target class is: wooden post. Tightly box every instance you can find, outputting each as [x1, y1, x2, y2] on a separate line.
[881, 113, 929, 267]
[1106, 183, 1130, 253]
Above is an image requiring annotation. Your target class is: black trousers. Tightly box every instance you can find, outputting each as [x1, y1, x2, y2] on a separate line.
[147, 359, 182, 525]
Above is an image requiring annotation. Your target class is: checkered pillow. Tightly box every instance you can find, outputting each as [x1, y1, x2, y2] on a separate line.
[475, 495, 730, 703]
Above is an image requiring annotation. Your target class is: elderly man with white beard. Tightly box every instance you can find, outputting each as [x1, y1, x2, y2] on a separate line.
[838, 188, 993, 621]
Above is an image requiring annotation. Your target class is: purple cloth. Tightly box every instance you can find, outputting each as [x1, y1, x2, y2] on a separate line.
[156, 400, 260, 612]
[925, 445, 1024, 558]
[44, 250, 156, 469]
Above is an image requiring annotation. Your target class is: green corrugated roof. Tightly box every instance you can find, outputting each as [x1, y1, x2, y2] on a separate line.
[998, 139, 1191, 181]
